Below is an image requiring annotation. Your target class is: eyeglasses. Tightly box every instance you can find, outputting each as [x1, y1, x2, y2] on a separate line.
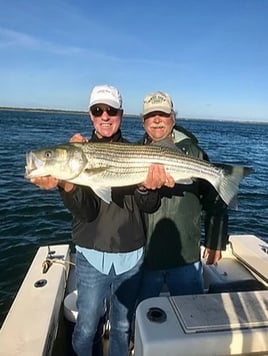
[90, 105, 120, 117]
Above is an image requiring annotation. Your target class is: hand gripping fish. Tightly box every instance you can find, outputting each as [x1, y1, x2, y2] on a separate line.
[25, 142, 253, 206]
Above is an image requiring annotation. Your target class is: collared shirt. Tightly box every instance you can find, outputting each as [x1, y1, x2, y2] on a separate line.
[76, 246, 144, 275]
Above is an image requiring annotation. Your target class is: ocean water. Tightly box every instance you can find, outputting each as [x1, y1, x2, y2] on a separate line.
[0, 110, 268, 326]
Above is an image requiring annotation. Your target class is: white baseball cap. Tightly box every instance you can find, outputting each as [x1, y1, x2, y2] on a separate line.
[143, 91, 173, 116]
[89, 85, 122, 109]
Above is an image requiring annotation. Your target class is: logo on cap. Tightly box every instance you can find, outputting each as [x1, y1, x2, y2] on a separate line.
[143, 91, 173, 116]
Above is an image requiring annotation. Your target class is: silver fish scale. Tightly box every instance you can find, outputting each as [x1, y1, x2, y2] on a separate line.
[75, 142, 222, 182]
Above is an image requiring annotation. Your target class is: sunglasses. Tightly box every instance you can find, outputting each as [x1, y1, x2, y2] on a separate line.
[90, 105, 120, 117]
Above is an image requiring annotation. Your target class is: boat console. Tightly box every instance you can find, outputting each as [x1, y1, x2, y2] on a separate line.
[134, 235, 268, 355]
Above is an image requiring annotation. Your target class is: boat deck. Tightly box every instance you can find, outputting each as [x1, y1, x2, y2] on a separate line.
[0, 234, 267, 355]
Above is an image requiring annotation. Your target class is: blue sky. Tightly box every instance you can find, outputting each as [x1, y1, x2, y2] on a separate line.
[1, 0, 268, 121]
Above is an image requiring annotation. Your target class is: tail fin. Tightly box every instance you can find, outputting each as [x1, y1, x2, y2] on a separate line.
[218, 165, 253, 208]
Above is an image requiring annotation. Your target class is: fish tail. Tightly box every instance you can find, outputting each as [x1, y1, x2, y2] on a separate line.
[217, 165, 253, 208]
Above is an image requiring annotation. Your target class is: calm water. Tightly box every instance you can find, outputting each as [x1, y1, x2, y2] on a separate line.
[0, 110, 268, 326]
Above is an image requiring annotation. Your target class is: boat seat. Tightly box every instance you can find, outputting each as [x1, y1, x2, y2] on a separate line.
[64, 289, 78, 324]
[229, 234, 268, 283]
[208, 279, 267, 293]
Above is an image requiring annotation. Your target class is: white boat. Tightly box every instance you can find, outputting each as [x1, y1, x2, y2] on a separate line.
[0, 234, 267, 355]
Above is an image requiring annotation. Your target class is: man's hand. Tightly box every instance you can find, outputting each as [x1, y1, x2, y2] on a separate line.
[70, 133, 88, 143]
[30, 176, 59, 190]
[203, 248, 222, 265]
[30, 176, 74, 192]
[142, 164, 175, 190]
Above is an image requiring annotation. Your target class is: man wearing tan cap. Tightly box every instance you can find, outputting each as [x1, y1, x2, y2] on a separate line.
[136, 91, 229, 302]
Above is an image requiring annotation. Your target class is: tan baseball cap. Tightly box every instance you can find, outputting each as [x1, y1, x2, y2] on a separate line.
[143, 91, 173, 116]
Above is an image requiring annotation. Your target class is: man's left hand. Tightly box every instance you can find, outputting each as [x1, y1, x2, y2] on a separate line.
[142, 164, 175, 190]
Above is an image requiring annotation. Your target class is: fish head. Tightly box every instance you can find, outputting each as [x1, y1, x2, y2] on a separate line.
[25, 143, 87, 180]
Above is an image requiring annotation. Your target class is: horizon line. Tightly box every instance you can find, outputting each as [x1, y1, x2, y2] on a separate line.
[0, 106, 267, 124]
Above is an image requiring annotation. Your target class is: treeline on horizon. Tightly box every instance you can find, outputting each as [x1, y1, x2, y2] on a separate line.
[0, 106, 139, 118]
[0, 106, 267, 124]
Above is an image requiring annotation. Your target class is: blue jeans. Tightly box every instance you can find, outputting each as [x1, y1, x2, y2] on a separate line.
[72, 251, 143, 356]
[138, 261, 204, 302]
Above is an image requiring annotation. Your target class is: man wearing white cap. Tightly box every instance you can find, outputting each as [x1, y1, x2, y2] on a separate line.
[136, 91, 229, 302]
[62, 85, 151, 356]
[29, 85, 172, 356]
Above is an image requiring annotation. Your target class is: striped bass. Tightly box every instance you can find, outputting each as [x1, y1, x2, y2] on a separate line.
[25, 141, 253, 206]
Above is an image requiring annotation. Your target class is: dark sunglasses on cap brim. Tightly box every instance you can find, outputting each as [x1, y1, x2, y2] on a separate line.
[90, 105, 120, 117]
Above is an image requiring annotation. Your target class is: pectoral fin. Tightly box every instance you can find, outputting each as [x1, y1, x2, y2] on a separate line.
[84, 167, 110, 176]
[91, 187, 112, 204]
[175, 178, 193, 184]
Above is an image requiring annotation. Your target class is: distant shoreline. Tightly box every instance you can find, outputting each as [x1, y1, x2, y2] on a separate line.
[0, 106, 86, 115]
[0, 106, 139, 118]
[0, 106, 267, 124]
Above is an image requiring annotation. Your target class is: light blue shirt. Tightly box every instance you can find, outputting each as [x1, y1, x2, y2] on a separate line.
[76, 246, 144, 275]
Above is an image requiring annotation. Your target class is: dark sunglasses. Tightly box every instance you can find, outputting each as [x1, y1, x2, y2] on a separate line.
[90, 105, 120, 117]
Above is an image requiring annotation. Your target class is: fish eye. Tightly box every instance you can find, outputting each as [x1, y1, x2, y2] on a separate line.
[44, 150, 53, 158]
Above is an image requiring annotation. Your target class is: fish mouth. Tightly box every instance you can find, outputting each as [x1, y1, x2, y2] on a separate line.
[25, 151, 45, 178]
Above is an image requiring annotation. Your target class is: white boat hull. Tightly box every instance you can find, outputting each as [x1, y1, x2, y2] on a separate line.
[0, 244, 70, 356]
